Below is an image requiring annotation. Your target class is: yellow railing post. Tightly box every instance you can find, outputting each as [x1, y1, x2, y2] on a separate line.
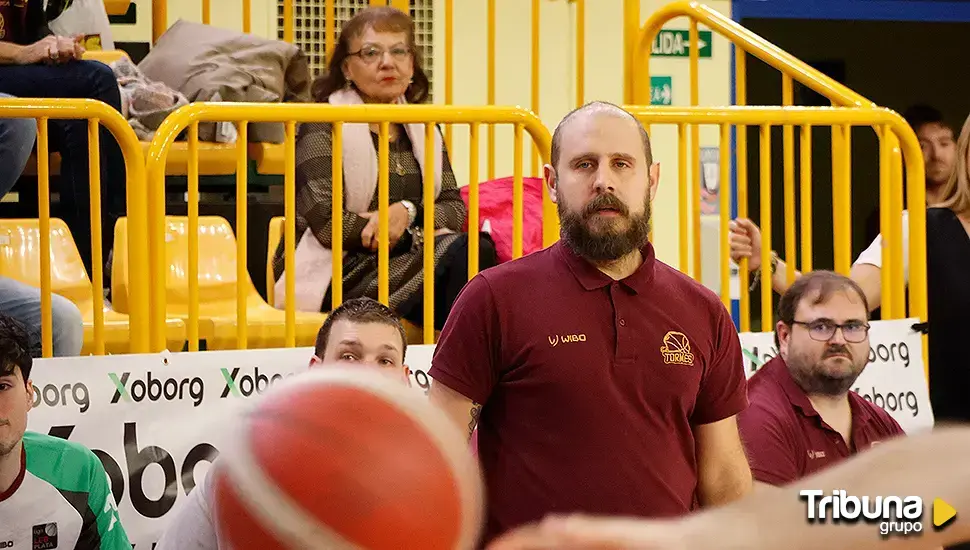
[152, 0, 167, 43]
[759, 123, 773, 327]
[283, 0, 294, 44]
[735, 48, 750, 333]
[782, 75, 796, 285]
[531, 0, 541, 176]
[37, 118, 52, 358]
[624, 0, 640, 104]
[487, 0, 496, 180]
[575, 0, 585, 107]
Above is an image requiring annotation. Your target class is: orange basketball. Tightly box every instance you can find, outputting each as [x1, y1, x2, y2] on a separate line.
[212, 367, 484, 549]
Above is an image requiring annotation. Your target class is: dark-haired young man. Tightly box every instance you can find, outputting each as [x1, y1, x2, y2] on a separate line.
[738, 271, 904, 487]
[156, 297, 411, 549]
[0, 314, 130, 548]
[863, 103, 956, 243]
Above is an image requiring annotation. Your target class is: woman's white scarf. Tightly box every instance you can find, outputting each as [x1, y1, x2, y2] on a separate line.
[274, 87, 444, 311]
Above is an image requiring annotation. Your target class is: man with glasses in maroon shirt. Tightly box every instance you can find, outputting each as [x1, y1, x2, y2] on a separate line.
[738, 271, 905, 488]
[429, 101, 753, 545]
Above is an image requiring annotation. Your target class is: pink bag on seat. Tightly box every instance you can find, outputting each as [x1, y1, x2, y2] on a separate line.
[460, 176, 546, 264]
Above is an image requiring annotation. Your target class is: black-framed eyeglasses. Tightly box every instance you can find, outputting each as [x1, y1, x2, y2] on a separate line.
[791, 320, 870, 343]
[348, 45, 412, 64]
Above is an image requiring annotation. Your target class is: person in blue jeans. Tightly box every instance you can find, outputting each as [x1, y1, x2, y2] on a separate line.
[0, 0, 127, 278]
[0, 92, 84, 357]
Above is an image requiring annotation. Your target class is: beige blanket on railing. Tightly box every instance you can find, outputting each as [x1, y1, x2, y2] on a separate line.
[111, 57, 191, 141]
[137, 19, 311, 144]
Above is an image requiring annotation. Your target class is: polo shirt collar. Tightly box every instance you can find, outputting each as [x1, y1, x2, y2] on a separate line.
[764, 357, 821, 419]
[765, 356, 874, 429]
[556, 240, 657, 293]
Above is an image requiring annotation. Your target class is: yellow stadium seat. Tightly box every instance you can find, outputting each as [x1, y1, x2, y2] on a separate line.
[22, 152, 60, 177]
[24, 141, 241, 178]
[151, 141, 240, 176]
[251, 142, 286, 175]
[114, 216, 326, 350]
[263, 217, 433, 344]
[0, 218, 185, 355]
[82, 49, 130, 65]
[23, 140, 273, 178]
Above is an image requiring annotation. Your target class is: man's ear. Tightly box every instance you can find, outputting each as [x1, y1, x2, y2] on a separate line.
[776, 321, 792, 356]
[543, 164, 559, 204]
[308, 355, 323, 368]
[648, 162, 660, 201]
[402, 365, 413, 387]
[25, 380, 33, 412]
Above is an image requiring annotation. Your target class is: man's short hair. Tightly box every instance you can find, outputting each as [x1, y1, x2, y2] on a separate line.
[550, 101, 653, 171]
[903, 104, 952, 134]
[775, 271, 870, 348]
[0, 314, 32, 385]
[315, 297, 407, 358]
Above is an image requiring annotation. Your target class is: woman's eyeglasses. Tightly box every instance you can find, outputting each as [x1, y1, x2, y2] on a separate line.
[349, 45, 412, 64]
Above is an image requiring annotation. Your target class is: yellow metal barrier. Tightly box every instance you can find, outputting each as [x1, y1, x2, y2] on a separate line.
[633, 1, 912, 313]
[625, 105, 927, 374]
[632, 1, 916, 320]
[144, 103, 555, 351]
[0, 98, 152, 356]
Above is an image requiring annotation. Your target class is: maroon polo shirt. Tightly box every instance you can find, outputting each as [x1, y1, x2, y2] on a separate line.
[429, 241, 748, 544]
[0, 1, 31, 44]
[738, 356, 905, 486]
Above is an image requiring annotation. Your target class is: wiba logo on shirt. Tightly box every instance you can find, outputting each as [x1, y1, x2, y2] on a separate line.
[32, 522, 57, 550]
[109, 372, 205, 407]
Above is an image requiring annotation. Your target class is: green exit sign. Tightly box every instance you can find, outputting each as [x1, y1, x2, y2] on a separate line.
[652, 29, 713, 58]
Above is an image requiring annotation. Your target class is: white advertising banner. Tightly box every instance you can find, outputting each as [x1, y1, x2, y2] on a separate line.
[25, 319, 931, 546]
[26, 348, 314, 548]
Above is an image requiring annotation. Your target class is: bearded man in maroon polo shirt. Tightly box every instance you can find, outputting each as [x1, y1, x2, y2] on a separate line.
[428, 101, 753, 545]
[738, 270, 905, 488]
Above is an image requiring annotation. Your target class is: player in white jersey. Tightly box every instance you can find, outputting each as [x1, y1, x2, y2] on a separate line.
[0, 314, 131, 549]
[156, 297, 412, 549]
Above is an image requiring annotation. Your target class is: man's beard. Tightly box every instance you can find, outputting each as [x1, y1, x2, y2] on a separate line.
[558, 193, 651, 262]
[787, 344, 865, 396]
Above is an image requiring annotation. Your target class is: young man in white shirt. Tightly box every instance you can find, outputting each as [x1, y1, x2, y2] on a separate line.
[155, 297, 411, 550]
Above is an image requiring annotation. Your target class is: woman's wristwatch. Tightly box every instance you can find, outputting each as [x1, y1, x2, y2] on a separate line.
[748, 250, 779, 291]
[400, 200, 417, 227]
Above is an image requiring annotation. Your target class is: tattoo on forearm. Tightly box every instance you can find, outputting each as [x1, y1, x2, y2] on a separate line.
[468, 403, 482, 436]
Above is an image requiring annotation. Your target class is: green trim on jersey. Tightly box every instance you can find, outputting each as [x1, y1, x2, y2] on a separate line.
[23, 431, 131, 550]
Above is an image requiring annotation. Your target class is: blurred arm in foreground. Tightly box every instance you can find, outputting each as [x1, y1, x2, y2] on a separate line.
[489, 425, 970, 550]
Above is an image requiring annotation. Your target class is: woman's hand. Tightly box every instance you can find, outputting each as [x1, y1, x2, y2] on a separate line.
[729, 217, 763, 270]
[360, 202, 411, 251]
[19, 35, 85, 65]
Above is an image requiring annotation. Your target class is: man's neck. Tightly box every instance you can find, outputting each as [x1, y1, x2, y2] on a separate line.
[0, 441, 23, 496]
[927, 182, 945, 206]
[593, 249, 644, 280]
[808, 392, 853, 446]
